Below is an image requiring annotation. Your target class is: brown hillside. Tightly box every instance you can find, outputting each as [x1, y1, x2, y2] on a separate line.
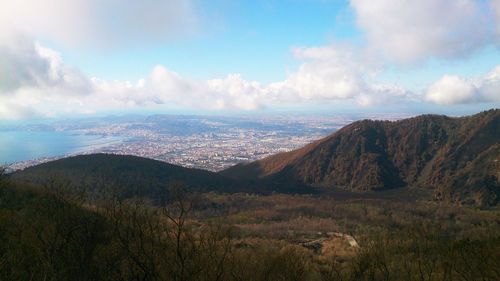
[221, 109, 500, 205]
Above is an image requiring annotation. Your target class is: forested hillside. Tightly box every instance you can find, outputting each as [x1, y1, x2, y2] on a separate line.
[10, 153, 260, 200]
[2, 171, 500, 281]
[222, 109, 500, 205]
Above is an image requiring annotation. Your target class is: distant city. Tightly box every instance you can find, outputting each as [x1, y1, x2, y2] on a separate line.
[3, 113, 411, 172]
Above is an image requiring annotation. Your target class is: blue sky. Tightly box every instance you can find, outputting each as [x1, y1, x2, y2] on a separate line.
[58, 1, 356, 83]
[1, 0, 499, 120]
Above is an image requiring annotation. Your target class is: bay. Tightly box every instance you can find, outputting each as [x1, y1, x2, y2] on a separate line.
[0, 130, 122, 164]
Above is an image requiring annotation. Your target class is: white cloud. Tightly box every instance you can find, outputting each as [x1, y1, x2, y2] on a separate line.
[0, 0, 197, 49]
[359, 83, 410, 106]
[425, 75, 477, 104]
[0, 32, 96, 119]
[425, 67, 500, 104]
[0, 33, 92, 95]
[283, 46, 364, 100]
[149, 67, 265, 111]
[350, 0, 497, 64]
[0, 38, 413, 119]
[3, 37, 497, 120]
[480, 66, 500, 101]
[3, 0, 498, 120]
[0, 34, 270, 119]
[271, 45, 408, 105]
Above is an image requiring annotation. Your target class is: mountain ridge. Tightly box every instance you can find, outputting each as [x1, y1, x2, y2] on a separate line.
[221, 109, 500, 205]
[10, 153, 261, 199]
[9, 109, 500, 206]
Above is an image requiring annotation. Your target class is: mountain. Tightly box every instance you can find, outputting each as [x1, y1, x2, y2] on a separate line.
[9, 110, 500, 206]
[10, 153, 257, 200]
[221, 109, 500, 205]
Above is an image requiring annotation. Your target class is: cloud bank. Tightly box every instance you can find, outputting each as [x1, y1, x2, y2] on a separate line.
[1, 0, 500, 119]
[1, 36, 414, 119]
[1, 34, 499, 120]
[426, 67, 500, 105]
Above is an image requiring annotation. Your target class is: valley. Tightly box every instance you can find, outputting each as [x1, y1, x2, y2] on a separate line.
[2, 110, 500, 280]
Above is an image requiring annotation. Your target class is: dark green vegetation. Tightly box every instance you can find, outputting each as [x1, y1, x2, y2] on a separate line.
[3, 109, 500, 280]
[10, 153, 264, 199]
[1, 173, 500, 280]
[223, 109, 500, 206]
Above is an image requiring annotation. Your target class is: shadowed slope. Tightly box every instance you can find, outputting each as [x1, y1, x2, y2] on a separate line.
[11, 153, 256, 199]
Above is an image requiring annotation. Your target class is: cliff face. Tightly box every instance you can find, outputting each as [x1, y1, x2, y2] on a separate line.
[222, 109, 500, 205]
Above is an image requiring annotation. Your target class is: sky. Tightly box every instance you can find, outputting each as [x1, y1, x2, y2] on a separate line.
[1, 0, 500, 120]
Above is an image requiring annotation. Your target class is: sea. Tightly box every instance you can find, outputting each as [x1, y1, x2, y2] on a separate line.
[0, 130, 122, 165]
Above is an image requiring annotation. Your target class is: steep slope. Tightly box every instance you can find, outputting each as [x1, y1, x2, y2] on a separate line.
[222, 109, 500, 205]
[11, 153, 255, 199]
